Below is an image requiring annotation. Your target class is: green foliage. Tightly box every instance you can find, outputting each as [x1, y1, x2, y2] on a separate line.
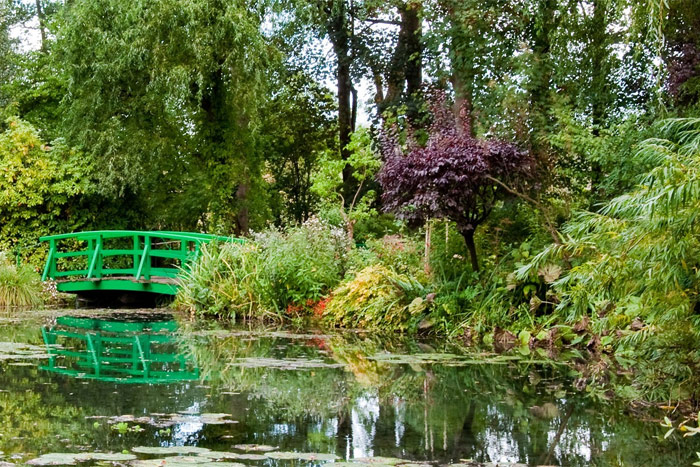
[176, 218, 349, 319]
[0, 117, 92, 266]
[254, 217, 350, 309]
[0, 253, 43, 308]
[312, 128, 381, 240]
[323, 264, 428, 332]
[516, 118, 700, 399]
[58, 0, 274, 231]
[261, 69, 337, 224]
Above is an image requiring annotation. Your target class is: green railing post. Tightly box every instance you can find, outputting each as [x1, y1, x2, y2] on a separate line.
[87, 235, 102, 279]
[95, 234, 103, 278]
[42, 240, 56, 281]
[135, 234, 151, 280]
[133, 234, 139, 277]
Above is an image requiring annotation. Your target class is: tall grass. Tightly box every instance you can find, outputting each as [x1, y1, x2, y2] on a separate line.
[0, 261, 43, 308]
[175, 217, 350, 319]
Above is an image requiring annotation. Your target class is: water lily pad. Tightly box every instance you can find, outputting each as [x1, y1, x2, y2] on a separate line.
[146, 457, 209, 465]
[0, 342, 49, 361]
[351, 457, 405, 465]
[231, 445, 278, 452]
[229, 357, 343, 370]
[88, 454, 137, 462]
[200, 452, 267, 461]
[27, 452, 136, 465]
[266, 452, 338, 461]
[132, 447, 211, 455]
[130, 458, 231, 467]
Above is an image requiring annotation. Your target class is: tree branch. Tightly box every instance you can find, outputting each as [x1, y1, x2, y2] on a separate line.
[485, 175, 563, 245]
[361, 18, 401, 26]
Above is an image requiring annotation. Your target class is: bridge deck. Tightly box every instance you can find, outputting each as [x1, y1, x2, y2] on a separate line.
[41, 230, 243, 295]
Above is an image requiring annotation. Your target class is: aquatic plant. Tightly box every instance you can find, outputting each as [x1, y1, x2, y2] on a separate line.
[0, 257, 43, 308]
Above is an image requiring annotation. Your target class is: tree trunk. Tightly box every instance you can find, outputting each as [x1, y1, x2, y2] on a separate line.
[403, 2, 422, 98]
[35, 0, 47, 52]
[461, 228, 479, 272]
[326, 0, 355, 206]
[447, 4, 474, 137]
[236, 181, 250, 235]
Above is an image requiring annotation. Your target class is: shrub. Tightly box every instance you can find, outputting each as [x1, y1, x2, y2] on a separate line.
[255, 217, 349, 309]
[323, 265, 428, 332]
[176, 217, 350, 319]
[175, 242, 263, 319]
[0, 254, 43, 308]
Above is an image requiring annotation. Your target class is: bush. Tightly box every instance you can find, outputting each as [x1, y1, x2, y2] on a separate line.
[0, 254, 43, 308]
[255, 217, 349, 309]
[175, 242, 263, 319]
[176, 217, 350, 319]
[323, 265, 428, 332]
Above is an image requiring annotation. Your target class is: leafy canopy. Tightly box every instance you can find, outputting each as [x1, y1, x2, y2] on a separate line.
[378, 92, 530, 270]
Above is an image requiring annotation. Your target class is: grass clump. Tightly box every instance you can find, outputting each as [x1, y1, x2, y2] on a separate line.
[0, 255, 43, 308]
[323, 264, 428, 332]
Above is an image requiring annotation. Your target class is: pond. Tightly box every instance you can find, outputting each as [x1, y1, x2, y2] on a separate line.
[0, 309, 696, 466]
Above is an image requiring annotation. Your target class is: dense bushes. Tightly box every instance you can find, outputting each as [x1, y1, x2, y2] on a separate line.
[175, 218, 434, 328]
[0, 254, 43, 308]
[176, 218, 351, 319]
[323, 265, 428, 331]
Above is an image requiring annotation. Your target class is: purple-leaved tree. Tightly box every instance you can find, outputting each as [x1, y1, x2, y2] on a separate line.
[378, 92, 531, 272]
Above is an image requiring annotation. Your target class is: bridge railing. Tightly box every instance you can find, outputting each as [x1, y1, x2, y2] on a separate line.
[40, 230, 243, 283]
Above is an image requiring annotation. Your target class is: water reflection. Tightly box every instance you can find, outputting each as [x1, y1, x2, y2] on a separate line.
[41, 314, 199, 383]
[0, 311, 695, 466]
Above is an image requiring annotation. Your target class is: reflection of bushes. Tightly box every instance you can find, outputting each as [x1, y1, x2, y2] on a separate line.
[323, 265, 428, 331]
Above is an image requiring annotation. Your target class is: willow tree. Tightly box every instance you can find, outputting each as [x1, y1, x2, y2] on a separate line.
[58, 0, 273, 233]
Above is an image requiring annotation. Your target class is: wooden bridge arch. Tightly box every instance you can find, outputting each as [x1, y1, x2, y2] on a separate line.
[40, 230, 243, 295]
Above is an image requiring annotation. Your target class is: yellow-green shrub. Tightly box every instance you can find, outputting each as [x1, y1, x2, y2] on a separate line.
[0, 255, 43, 308]
[323, 265, 428, 332]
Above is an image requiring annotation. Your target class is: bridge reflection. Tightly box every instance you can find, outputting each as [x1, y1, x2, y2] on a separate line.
[40, 314, 199, 384]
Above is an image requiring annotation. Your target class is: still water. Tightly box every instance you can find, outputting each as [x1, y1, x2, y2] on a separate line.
[0, 309, 696, 466]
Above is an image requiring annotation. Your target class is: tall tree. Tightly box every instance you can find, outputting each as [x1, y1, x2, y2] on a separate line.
[58, 0, 273, 233]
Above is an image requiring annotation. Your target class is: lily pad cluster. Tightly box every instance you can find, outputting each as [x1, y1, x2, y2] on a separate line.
[228, 357, 343, 370]
[366, 352, 522, 366]
[0, 342, 49, 361]
[27, 452, 137, 465]
[89, 412, 237, 428]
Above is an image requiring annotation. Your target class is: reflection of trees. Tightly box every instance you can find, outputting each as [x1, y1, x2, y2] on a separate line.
[0, 315, 696, 465]
[179, 325, 699, 465]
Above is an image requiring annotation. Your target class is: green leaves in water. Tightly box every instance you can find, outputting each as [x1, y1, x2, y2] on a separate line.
[92, 412, 237, 429]
[131, 447, 212, 455]
[265, 452, 339, 461]
[228, 357, 343, 370]
[27, 452, 137, 465]
[231, 445, 278, 452]
[366, 352, 522, 366]
[24, 448, 510, 467]
[0, 342, 48, 361]
[131, 458, 244, 467]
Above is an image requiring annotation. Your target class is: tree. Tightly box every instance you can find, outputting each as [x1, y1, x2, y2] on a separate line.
[312, 128, 381, 242]
[58, 0, 273, 233]
[261, 69, 337, 224]
[378, 93, 530, 271]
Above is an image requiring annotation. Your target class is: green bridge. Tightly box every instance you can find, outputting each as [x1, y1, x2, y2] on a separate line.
[40, 230, 243, 295]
